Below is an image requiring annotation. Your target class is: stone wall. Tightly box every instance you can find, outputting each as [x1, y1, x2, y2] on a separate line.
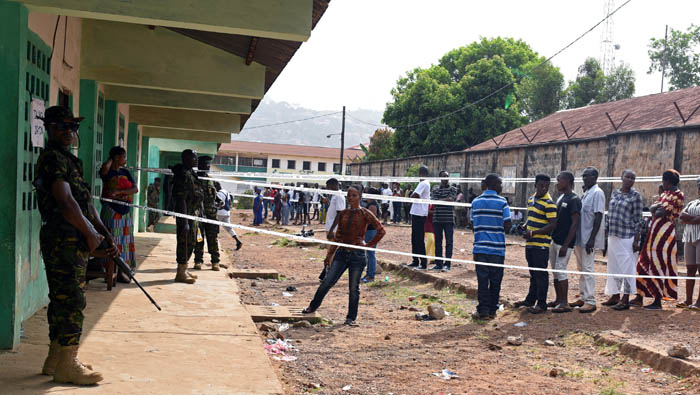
[349, 126, 700, 207]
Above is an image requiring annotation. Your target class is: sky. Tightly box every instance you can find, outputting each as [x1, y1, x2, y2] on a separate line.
[263, 0, 700, 114]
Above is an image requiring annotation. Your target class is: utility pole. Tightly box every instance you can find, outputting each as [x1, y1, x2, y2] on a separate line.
[339, 105, 345, 175]
[661, 24, 668, 93]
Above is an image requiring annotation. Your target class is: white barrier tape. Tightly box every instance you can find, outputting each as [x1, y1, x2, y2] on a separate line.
[133, 166, 700, 184]
[135, 166, 492, 209]
[96, 196, 692, 281]
[138, 166, 656, 216]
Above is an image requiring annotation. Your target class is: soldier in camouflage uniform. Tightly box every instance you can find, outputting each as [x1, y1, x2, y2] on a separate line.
[193, 156, 221, 270]
[172, 149, 203, 284]
[35, 106, 118, 385]
[146, 177, 161, 231]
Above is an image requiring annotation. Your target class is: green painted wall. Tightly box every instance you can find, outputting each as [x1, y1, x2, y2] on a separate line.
[103, 99, 118, 149]
[148, 137, 217, 156]
[126, 123, 141, 232]
[0, 1, 26, 350]
[0, 2, 50, 349]
[127, 122, 139, 168]
[77, 79, 105, 210]
[138, 136, 152, 231]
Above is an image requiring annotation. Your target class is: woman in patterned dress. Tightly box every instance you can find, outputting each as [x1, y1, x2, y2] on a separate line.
[632, 170, 685, 310]
[100, 146, 139, 283]
[679, 177, 700, 308]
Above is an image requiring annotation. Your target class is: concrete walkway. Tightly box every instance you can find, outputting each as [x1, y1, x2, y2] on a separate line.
[0, 232, 282, 394]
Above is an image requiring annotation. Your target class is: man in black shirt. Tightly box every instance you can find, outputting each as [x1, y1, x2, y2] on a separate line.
[549, 171, 581, 313]
[431, 171, 458, 271]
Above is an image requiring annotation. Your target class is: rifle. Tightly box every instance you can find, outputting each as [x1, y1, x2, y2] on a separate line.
[99, 240, 162, 311]
[33, 176, 161, 311]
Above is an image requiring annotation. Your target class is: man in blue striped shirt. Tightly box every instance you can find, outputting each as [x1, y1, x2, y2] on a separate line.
[470, 174, 512, 319]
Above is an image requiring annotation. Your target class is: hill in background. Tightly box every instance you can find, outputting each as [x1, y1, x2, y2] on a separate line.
[231, 100, 383, 148]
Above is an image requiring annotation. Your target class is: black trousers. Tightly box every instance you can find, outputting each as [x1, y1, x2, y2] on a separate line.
[392, 202, 402, 223]
[524, 247, 550, 309]
[411, 215, 427, 266]
[433, 222, 454, 268]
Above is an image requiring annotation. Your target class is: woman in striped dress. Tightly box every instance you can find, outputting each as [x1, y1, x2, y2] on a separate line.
[679, 177, 700, 308]
[100, 146, 139, 283]
[632, 170, 685, 310]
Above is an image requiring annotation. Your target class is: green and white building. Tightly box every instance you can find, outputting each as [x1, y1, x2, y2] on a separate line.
[0, 0, 330, 349]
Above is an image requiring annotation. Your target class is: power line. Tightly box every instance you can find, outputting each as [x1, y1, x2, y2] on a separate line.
[346, 0, 634, 129]
[346, 113, 388, 128]
[242, 111, 342, 130]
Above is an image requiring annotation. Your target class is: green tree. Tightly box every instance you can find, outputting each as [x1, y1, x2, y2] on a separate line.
[648, 24, 700, 90]
[400, 163, 426, 191]
[597, 63, 636, 102]
[564, 58, 635, 109]
[365, 127, 395, 161]
[517, 60, 565, 121]
[383, 37, 555, 157]
[564, 57, 605, 109]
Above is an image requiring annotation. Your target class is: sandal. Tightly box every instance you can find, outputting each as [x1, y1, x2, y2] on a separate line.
[687, 305, 700, 310]
[676, 302, 689, 308]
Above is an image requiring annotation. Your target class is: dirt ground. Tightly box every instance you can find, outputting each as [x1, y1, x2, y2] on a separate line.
[222, 209, 700, 394]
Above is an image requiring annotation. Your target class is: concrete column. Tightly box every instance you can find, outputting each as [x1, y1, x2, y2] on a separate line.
[104, 100, 118, 149]
[138, 135, 150, 232]
[235, 153, 239, 172]
[127, 123, 140, 231]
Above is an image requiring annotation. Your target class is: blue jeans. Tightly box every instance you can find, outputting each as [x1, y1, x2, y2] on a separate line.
[433, 222, 454, 268]
[474, 253, 505, 316]
[364, 229, 378, 278]
[308, 248, 367, 321]
[290, 202, 296, 219]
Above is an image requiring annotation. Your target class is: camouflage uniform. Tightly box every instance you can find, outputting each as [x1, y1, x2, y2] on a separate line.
[172, 164, 203, 265]
[146, 182, 161, 227]
[194, 173, 220, 264]
[35, 141, 92, 346]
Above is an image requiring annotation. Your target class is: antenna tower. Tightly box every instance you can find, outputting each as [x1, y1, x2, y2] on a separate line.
[599, 0, 616, 74]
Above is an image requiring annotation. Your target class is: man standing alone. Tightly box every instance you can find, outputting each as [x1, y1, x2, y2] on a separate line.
[407, 166, 431, 270]
[320, 178, 345, 280]
[431, 170, 458, 271]
[471, 174, 511, 319]
[571, 167, 606, 313]
[146, 177, 161, 231]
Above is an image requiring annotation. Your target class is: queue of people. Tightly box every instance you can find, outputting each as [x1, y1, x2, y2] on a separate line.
[31, 104, 698, 388]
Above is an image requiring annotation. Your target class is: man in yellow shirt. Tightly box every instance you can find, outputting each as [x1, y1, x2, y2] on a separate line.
[514, 174, 557, 314]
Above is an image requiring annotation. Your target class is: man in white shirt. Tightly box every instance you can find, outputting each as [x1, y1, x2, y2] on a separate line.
[407, 166, 431, 270]
[571, 167, 606, 313]
[320, 178, 345, 280]
[311, 185, 320, 220]
[215, 184, 243, 250]
[381, 184, 392, 224]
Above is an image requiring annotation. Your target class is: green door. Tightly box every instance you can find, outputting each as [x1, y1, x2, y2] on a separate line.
[18, 30, 51, 333]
